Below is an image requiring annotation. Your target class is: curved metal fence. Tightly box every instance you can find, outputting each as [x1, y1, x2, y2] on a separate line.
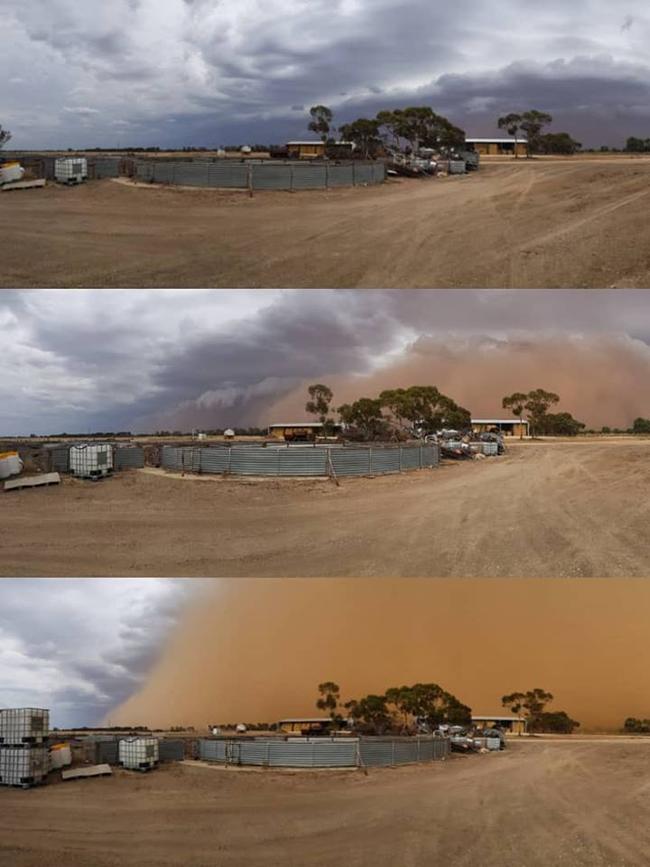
[132, 159, 385, 190]
[198, 736, 450, 768]
[161, 444, 439, 477]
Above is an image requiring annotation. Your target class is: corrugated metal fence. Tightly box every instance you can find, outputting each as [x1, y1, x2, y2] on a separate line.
[198, 737, 450, 768]
[161, 444, 439, 477]
[113, 446, 145, 469]
[133, 160, 385, 190]
[42, 444, 144, 473]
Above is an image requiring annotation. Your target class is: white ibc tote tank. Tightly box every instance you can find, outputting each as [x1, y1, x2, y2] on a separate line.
[69, 443, 113, 478]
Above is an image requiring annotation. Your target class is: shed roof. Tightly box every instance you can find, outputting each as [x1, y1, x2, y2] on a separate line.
[472, 715, 525, 722]
[269, 422, 325, 429]
[466, 137, 528, 144]
[471, 418, 529, 425]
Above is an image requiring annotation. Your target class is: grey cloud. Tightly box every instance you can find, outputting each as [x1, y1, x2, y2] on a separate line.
[4, 1, 650, 148]
[6, 289, 650, 435]
[0, 579, 194, 727]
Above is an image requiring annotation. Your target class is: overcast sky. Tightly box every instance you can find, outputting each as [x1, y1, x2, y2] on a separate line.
[5, 289, 650, 434]
[0, 579, 194, 727]
[3, 1, 650, 149]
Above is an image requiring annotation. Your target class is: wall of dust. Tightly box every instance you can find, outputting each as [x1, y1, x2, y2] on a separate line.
[267, 334, 650, 430]
[112, 579, 650, 732]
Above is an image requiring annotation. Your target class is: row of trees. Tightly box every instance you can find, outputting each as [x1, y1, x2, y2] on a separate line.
[316, 681, 472, 735]
[624, 137, 650, 153]
[310, 105, 583, 160]
[497, 111, 581, 156]
[316, 682, 579, 734]
[308, 104, 466, 159]
[307, 383, 587, 440]
[306, 383, 471, 439]
[502, 389, 585, 437]
[502, 689, 580, 733]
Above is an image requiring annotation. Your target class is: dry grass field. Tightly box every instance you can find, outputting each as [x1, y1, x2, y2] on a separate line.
[3, 439, 650, 577]
[2, 739, 650, 867]
[3, 158, 650, 288]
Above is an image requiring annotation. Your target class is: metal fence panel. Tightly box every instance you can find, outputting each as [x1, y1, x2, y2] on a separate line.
[290, 165, 328, 189]
[400, 446, 421, 470]
[330, 448, 372, 476]
[368, 448, 401, 474]
[252, 164, 292, 190]
[328, 165, 354, 187]
[162, 445, 438, 477]
[359, 737, 449, 767]
[229, 448, 279, 475]
[88, 158, 121, 179]
[277, 448, 329, 476]
[207, 163, 249, 188]
[158, 740, 185, 761]
[161, 446, 182, 470]
[49, 446, 70, 473]
[198, 448, 231, 473]
[113, 447, 144, 469]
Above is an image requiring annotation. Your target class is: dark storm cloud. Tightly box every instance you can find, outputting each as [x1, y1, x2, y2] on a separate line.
[4, 1, 650, 148]
[0, 580, 193, 727]
[6, 290, 650, 435]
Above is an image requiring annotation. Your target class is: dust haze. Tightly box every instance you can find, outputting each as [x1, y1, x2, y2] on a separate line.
[269, 333, 650, 429]
[113, 579, 650, 731]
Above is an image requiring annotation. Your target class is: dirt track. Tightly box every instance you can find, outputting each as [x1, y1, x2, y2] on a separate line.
[3, 740, 650, 867]
[3, 440, 650, 577]
[3, 158, 650, 288]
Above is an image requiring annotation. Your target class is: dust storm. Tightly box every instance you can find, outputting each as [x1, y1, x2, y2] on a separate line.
[113, 579, 650, 731]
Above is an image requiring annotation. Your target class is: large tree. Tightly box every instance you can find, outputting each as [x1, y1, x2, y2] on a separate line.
[502, 392, 528, 439]
[305, 383, 334, 431]
[379, 386, 471, 435]
[338, 398, 388, 440]
[308, 105, 333, 143]
[520, 110, 553, 157]
[502, 688, 554, 730]
[0, 125, 11, 148]
[524, 389, 560, 436]
[338, 118, 381, 159]
[344, 694, 392, 735]
[316, 681, 343, 726]
[385, 683, 471, 729]
[497, 113, 523, 158]
[376, 107, 464, 155]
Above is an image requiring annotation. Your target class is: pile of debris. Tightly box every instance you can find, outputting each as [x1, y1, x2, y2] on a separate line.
[426, 430, 505, 461]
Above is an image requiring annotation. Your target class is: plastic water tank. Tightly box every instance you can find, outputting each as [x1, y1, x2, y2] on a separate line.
[54, 157, 88, 184]
[50, 743, 72, 768]
[0, 451, 23, 479]
[69, 443, 113, 478]
[0, 162, 25, 185]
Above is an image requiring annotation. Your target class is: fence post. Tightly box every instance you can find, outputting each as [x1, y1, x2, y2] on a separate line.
[325, 163, 329, 190]
[369, 447, 373, 475]
[391, 740, 395, 766]
[247, 163, 253, 197]
[399, 447, 402, 473]
[290, 165, 294, 192]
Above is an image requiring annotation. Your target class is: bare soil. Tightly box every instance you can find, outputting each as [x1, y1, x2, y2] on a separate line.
[3, 740, 650, 866]
[3, 159, 650, 288]
[3, 440, 650, 577]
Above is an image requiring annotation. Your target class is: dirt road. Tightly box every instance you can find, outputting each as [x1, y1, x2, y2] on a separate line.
[3, 159, 650, 288]
[3, 440, 650, 577]
[3, 740, 650, 866]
